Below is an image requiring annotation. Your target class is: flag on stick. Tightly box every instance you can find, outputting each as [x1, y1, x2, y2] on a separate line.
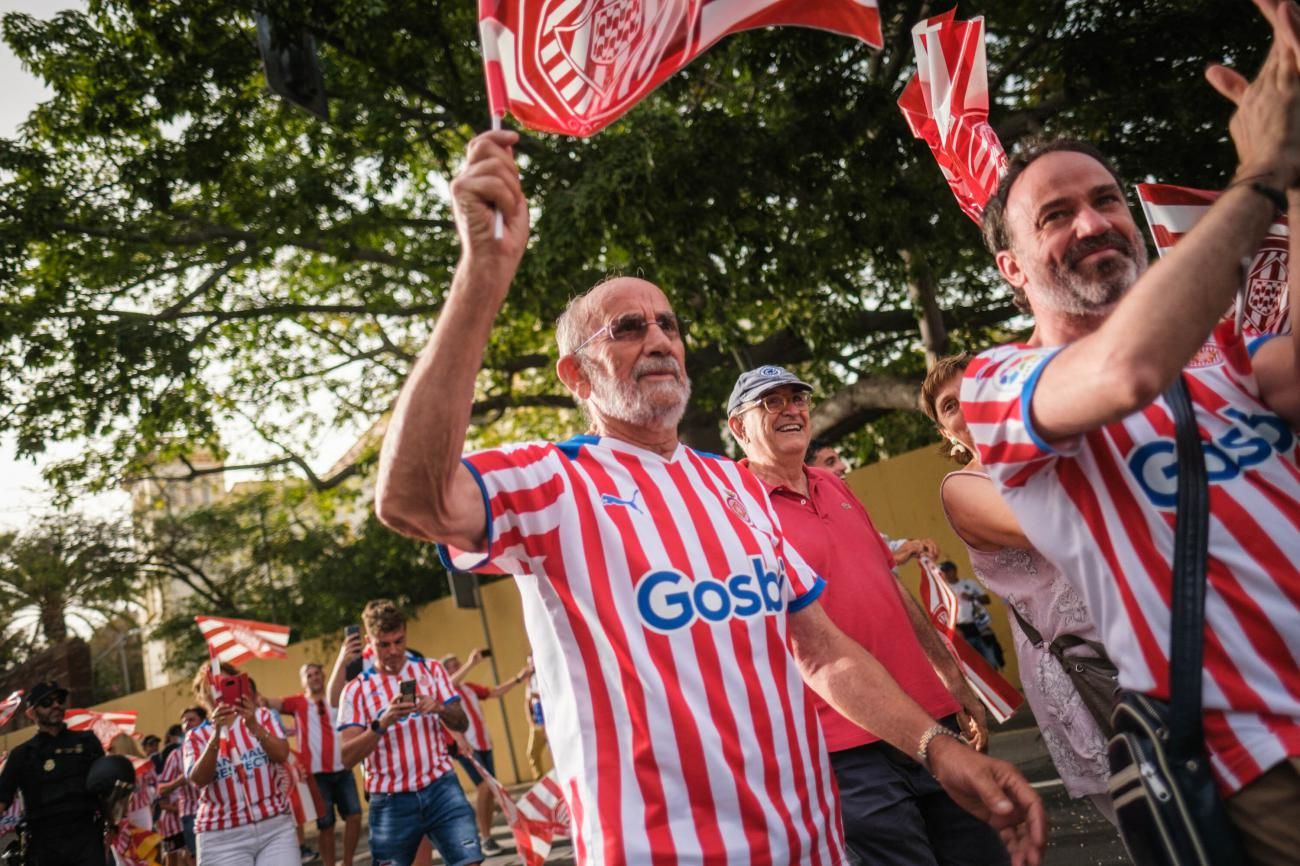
[472, 756, 570, 865]
[1137, 183, 1291, 341]
[478, 0, 883, 137]
[898, 9, 1006, 222]
[65, 708, 139, 749]
[917, 558, 1022, 722]
[0, 691, 22, 728]
[195, 615, 291, 666]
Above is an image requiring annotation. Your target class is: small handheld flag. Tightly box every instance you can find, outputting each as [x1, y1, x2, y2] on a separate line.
[0, 691, 23, 728]
[195, 615, 291, 666]
[65, 708, 139, 749]
[898, 9, 1007, 223]
[477, 0, 883, 138]
[917, 558, 1022, 722]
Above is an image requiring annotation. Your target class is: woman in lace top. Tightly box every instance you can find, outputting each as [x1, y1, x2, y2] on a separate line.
[921, 354, 1115, 823]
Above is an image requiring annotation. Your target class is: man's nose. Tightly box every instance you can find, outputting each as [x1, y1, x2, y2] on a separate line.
[1073, 204, 1110, 238]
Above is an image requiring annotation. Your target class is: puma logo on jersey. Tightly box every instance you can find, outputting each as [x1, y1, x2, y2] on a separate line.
[601, 490, 643, 514]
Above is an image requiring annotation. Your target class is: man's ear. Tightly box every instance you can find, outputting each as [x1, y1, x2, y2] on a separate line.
[995, 248, 1029, 292]
[23, 707, 35, 724]
[726, 414, 747, 445]
[556, 354, 591, 400]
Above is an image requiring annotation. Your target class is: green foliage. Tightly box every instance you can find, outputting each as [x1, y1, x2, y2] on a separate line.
[0, 0, 1268, 487]
[136, 485, 449, 673]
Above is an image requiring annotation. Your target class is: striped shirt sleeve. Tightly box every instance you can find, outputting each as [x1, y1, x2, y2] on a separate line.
[961, 344, 1078, 488]
[336, 679, 369, 730]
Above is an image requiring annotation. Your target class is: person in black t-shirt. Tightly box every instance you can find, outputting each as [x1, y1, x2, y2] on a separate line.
[0, 681, 107, 866]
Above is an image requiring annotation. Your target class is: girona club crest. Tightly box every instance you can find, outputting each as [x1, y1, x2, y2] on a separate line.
[1240, 236, 1290, 338]
[534, 0, 687, 133]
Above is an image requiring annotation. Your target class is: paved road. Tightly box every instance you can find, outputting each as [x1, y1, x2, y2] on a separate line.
[323, 719, 1128, 866]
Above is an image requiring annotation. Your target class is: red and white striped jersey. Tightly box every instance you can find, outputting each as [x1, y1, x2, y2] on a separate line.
[337, 656, 461, 794]
[159, 745, 198, 825]
[962, 323, 1300, 793]
[182, 707, 291, 832]
[127, 763, 158, 826]
[280, 694, 343, 774]
[457, 683, 493, 753]
[439, 435, 845, 866]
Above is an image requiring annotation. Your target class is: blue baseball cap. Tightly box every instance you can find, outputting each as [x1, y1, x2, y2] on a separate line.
[727, 365, 812, 417]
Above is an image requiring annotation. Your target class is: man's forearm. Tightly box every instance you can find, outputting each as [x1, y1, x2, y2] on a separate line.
[439, 703, 469, 734]
[375, 264, 509, 544]
[340, 729, 379, 770]
[789, 603, 940, 757]
[896, 580, 965, 690]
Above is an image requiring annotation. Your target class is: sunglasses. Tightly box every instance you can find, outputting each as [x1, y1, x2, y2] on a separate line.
[574, 312, 689, 354]
[36, 695, 65, 709]
[744, 391, 813, 414]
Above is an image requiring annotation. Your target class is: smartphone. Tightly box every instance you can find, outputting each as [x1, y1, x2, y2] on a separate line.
[399, 679, 417, 701]
[215, 672, 252, 706]
[480, 648, 493, 659]
[344, 624, 360, 639]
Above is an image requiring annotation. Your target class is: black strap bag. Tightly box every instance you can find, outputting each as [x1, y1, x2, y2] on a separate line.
[1008, 604, 1119, 738]
[1106, 376, 1246, 865]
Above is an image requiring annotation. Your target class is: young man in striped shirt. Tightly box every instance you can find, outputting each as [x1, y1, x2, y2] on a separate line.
[442, 649, 533, 856]
[374, 131, 1045, 866]
[265, 651, 362, 866]
[338, 600, 479, 866]
[960, 4, 1300, 861]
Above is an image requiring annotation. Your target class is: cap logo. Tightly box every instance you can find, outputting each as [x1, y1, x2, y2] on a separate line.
[758, 366, 784, 377]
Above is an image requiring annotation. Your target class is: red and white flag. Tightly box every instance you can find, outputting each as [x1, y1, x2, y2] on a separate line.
[898, 9, 1007, 223]
[195, 615, 291, 666]
[0, 691, 23, 728]
[479, 0, 883, 137]
[281, 754, 325, 826]
[917, 558, 1022, 723]
[473, 757, 570, 865]
[65, 708, 139, 748]
[1137, 183, 1291, 341]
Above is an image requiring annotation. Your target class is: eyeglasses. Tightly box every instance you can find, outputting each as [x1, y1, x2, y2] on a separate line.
[36, 695, 65, 709]
[744, 392, 813, 414]
[574, 312, 689, 354]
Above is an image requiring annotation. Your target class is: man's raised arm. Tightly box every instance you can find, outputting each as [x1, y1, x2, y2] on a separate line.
[375, 130, 530, 549]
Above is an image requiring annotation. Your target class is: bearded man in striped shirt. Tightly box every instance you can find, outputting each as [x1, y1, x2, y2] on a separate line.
[959, 3, 1300, 862]
[374, 130, 1045, 866]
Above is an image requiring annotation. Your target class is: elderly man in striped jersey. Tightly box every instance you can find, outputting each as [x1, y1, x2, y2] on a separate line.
[960, 3, 1300, 862]
[374, 130, 1045, 866]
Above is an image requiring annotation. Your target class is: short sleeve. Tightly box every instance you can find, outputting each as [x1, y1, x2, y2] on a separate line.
[336, 680, 369, 730]
[468, 683, 492, 700]
[259, 707, 286, 738]
[182, 729, 203, 779]
[424, 661, 460, 706]
[961, 344, 1075, 489]
[435, 442, 569, 575]
[279, 695, 304, 716]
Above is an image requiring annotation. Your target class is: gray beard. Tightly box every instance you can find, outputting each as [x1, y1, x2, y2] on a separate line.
[1035, 234, 1149, 317]
[581, 356, 692, 430]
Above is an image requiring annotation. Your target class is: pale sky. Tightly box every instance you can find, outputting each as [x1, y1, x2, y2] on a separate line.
[0, 1, 365, 531]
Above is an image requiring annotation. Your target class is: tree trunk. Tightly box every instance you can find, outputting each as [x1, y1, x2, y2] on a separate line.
[900, 249, 949, 368]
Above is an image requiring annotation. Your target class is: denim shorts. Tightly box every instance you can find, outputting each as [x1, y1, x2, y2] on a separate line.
[453, 748, 495, 786]
[368, 771, 481, 866]
[314, 769, 363, 829]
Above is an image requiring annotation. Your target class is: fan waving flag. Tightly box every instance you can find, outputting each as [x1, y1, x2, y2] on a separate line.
[195, 615, 291, 665]
[1138, 183, 1291, 342]
[0, 691, 22, 728]
[479, 0, 883, 136]
[917, 558, 1022, 723]
[898, 9, 1007, 222]
[65, 708, 138, 748]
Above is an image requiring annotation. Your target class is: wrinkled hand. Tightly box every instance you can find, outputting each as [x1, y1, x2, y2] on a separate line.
[955, 688, 989, 752]
[1206, 0, 1300, 187]
[929, 736, 1047, 866]
[450, 129, 530, 286]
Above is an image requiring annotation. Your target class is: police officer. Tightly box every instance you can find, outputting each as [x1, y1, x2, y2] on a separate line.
[0, 681, 106, 865]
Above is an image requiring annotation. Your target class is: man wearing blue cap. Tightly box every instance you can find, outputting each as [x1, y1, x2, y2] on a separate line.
[0, 681, 106, 865]
[728, 366, 1003, 866]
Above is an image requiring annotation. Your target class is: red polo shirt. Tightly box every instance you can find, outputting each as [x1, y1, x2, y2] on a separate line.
[744, 461, 959, 752]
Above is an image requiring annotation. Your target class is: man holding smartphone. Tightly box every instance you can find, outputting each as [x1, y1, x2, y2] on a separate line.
[338, 599, 480, 866]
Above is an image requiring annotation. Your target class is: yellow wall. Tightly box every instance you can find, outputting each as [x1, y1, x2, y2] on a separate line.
[844, 444, 1022, 690]
[0, 580, 541, 787]
[1, 441, 1018, 773]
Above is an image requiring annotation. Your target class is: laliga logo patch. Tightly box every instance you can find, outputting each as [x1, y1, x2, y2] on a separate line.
[991, 351, 1047, 393]
[635, 558, 787, 632]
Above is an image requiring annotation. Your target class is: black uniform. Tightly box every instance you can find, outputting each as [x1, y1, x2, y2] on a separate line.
[0, 726, 106, 866]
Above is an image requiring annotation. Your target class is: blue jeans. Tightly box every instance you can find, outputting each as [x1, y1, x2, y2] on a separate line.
[368, 771, 482, 866]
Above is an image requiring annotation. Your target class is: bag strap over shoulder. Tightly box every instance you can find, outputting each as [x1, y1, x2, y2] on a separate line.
[1165, 374, 1211, 761]
[1009, 601, 1111, 662]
